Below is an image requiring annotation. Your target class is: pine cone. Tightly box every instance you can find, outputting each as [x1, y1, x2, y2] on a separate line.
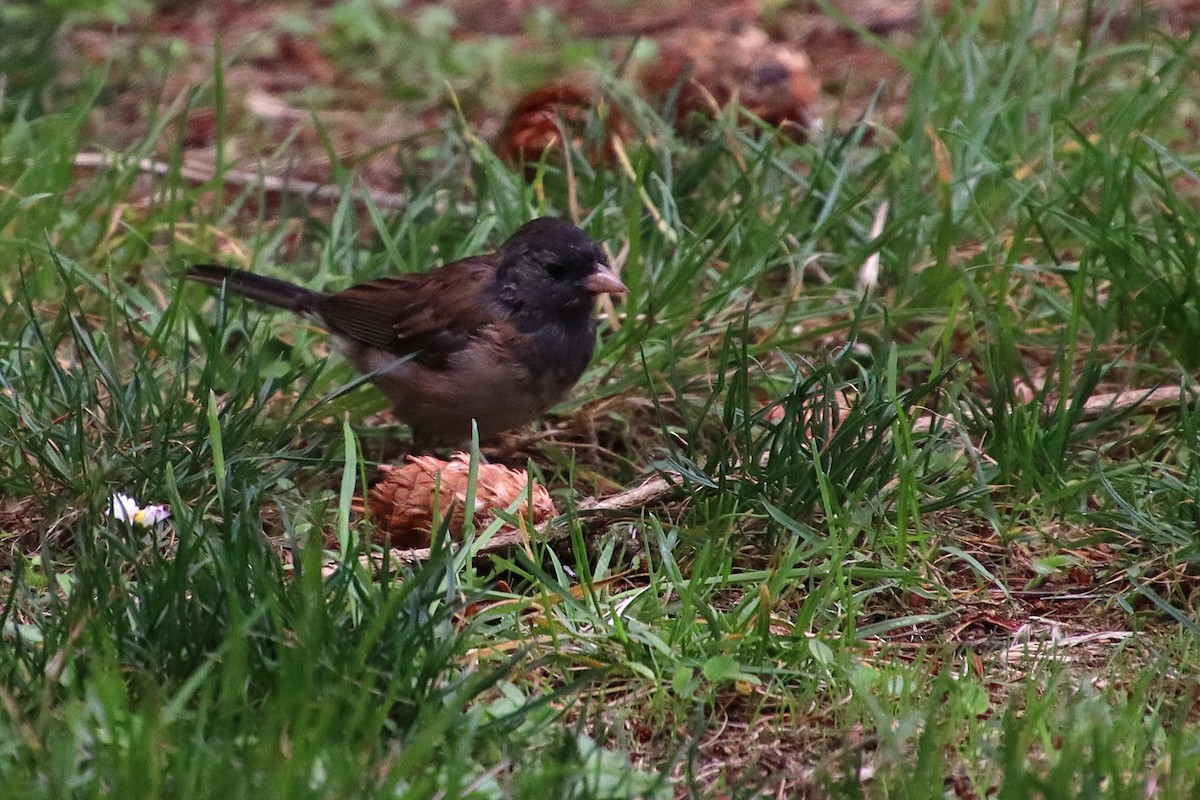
[498, 81, 629, 171]
[642, 23, 819, 132]
[368, 453, 558, 548]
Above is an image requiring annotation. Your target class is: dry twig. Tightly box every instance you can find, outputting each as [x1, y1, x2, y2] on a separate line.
[73, 151, 407, 210]
[352, 472, 681, 568]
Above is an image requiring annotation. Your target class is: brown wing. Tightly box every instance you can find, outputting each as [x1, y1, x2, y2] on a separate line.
[311, 255, 502, 368]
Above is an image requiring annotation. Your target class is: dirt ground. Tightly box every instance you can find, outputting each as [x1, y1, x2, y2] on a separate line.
[63, 0, 921, 208]
[62, 0, 1199, 228]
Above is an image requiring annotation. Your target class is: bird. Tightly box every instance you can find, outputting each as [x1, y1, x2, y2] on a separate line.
[186, 217, 626, 446]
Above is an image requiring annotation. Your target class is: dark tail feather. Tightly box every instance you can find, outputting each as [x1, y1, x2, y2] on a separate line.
[185, 264, 324, 312]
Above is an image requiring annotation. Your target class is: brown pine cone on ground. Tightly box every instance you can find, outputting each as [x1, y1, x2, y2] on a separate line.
[368, 452, 558, 548]
[497, 81, 630, 172]
[641, 21, 819, 133]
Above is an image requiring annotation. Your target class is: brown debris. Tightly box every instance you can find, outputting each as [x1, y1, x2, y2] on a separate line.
[408, 0, 757, 38]
[761, 388, 854, 439]
[367, 452, 557, 548]
[0, 498, 46, 570]
[641, 21, 819, 132]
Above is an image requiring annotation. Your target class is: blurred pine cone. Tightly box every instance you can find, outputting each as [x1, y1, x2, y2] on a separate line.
[642, 22, 819, 132]
[498, 81, 630, 172]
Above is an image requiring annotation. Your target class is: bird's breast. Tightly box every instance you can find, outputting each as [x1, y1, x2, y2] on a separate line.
[523, 318, 596, 387]
[332, 318, 595, 442]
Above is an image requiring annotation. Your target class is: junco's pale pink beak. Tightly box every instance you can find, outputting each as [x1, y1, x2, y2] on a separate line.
[584, 263, 627, 295]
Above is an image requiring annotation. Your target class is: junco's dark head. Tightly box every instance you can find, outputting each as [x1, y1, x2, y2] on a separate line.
[497, 218, 626, 313]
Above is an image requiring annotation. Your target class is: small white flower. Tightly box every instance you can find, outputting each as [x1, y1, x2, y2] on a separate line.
[110, 493, 139, 521]
[109, 493, 171, 527]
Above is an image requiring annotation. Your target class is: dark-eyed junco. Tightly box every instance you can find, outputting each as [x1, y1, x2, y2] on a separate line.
[187, 217, 626, 445]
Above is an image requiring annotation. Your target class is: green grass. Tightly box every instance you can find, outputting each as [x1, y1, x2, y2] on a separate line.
[2, 0, 1200, 796]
